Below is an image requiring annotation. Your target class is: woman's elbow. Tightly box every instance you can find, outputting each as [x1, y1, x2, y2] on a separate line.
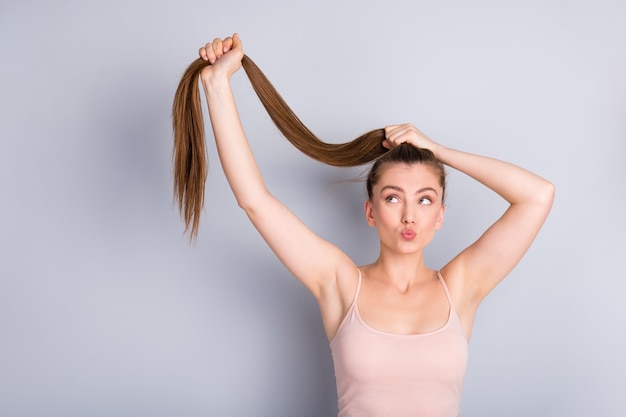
[538, 180, 556, 209]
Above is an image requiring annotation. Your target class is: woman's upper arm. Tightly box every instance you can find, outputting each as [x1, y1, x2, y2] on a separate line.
[444, 182, 555, 306]
[243, 190, 353, 298]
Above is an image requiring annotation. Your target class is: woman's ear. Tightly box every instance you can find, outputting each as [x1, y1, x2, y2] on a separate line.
[365, 200, 376, 227]
[435, 204, 445, 230]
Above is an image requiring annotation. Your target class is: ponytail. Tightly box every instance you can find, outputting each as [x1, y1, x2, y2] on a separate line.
[172, 55, 388, 240]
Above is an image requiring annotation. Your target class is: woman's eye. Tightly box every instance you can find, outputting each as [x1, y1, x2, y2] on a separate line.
[419, 197, 433, 205]
[385, 195, 399, 203]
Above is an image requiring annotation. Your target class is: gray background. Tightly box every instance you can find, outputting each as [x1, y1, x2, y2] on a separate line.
[1, 0, 625, 416]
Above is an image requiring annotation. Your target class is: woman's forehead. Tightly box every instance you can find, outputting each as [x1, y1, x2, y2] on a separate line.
[376, 163, 441, 186]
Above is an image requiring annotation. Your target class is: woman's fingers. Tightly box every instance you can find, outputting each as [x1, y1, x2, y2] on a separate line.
[198, 34, 241, 64]
[204, 38, 222, 64]
[199, 45, 208, 61]
[383, 123, 439, 152]
[231, 33, 242, 50]
[384, 124, 417, 147]
[199, 42, 215, 63]
[198, 38, 224, 64]
[222, 36, 234, 53]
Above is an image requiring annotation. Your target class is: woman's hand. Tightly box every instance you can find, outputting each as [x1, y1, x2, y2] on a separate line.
[383, 123, 440, 153]
[198, 33, 244, 82]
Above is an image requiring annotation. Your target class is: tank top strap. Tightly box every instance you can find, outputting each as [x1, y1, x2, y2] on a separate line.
[351, 268, 363, 306]
[329, 268, 363, 346]
[436, 270, 454, 307]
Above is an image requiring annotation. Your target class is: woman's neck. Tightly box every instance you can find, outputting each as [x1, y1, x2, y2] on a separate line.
[367, 252, 434, 292]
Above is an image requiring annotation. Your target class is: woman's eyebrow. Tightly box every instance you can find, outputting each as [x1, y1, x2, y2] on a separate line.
[380, 185, 404, 193]
[418, 187, 439, 195]
[380, 185, 438, 195]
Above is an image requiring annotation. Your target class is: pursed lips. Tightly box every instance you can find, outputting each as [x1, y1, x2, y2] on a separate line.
[401, 228, 416, 240]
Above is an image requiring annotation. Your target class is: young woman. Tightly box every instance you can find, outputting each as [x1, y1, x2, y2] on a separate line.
[174, 33, 555, 417]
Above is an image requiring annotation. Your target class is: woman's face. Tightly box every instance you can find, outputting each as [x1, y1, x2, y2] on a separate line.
[365, 162, 445, 255]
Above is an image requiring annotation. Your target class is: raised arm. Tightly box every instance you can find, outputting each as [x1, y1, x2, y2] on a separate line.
[198, 35, 354, 310]
[384, 124, 555, 306]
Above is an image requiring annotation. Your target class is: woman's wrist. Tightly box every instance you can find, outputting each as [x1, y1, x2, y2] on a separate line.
[201, 71, 232, 95]
[430, 143, 449, 162]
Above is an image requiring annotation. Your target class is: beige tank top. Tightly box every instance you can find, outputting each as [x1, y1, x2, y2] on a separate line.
[330, 270, 468, 417]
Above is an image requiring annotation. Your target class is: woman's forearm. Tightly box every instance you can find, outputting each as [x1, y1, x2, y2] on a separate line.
[202, 73, 269, 211]
[432, 144, 555, 206]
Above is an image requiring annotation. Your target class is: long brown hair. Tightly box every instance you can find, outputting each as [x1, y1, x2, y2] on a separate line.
[172, 55, 443, 240]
